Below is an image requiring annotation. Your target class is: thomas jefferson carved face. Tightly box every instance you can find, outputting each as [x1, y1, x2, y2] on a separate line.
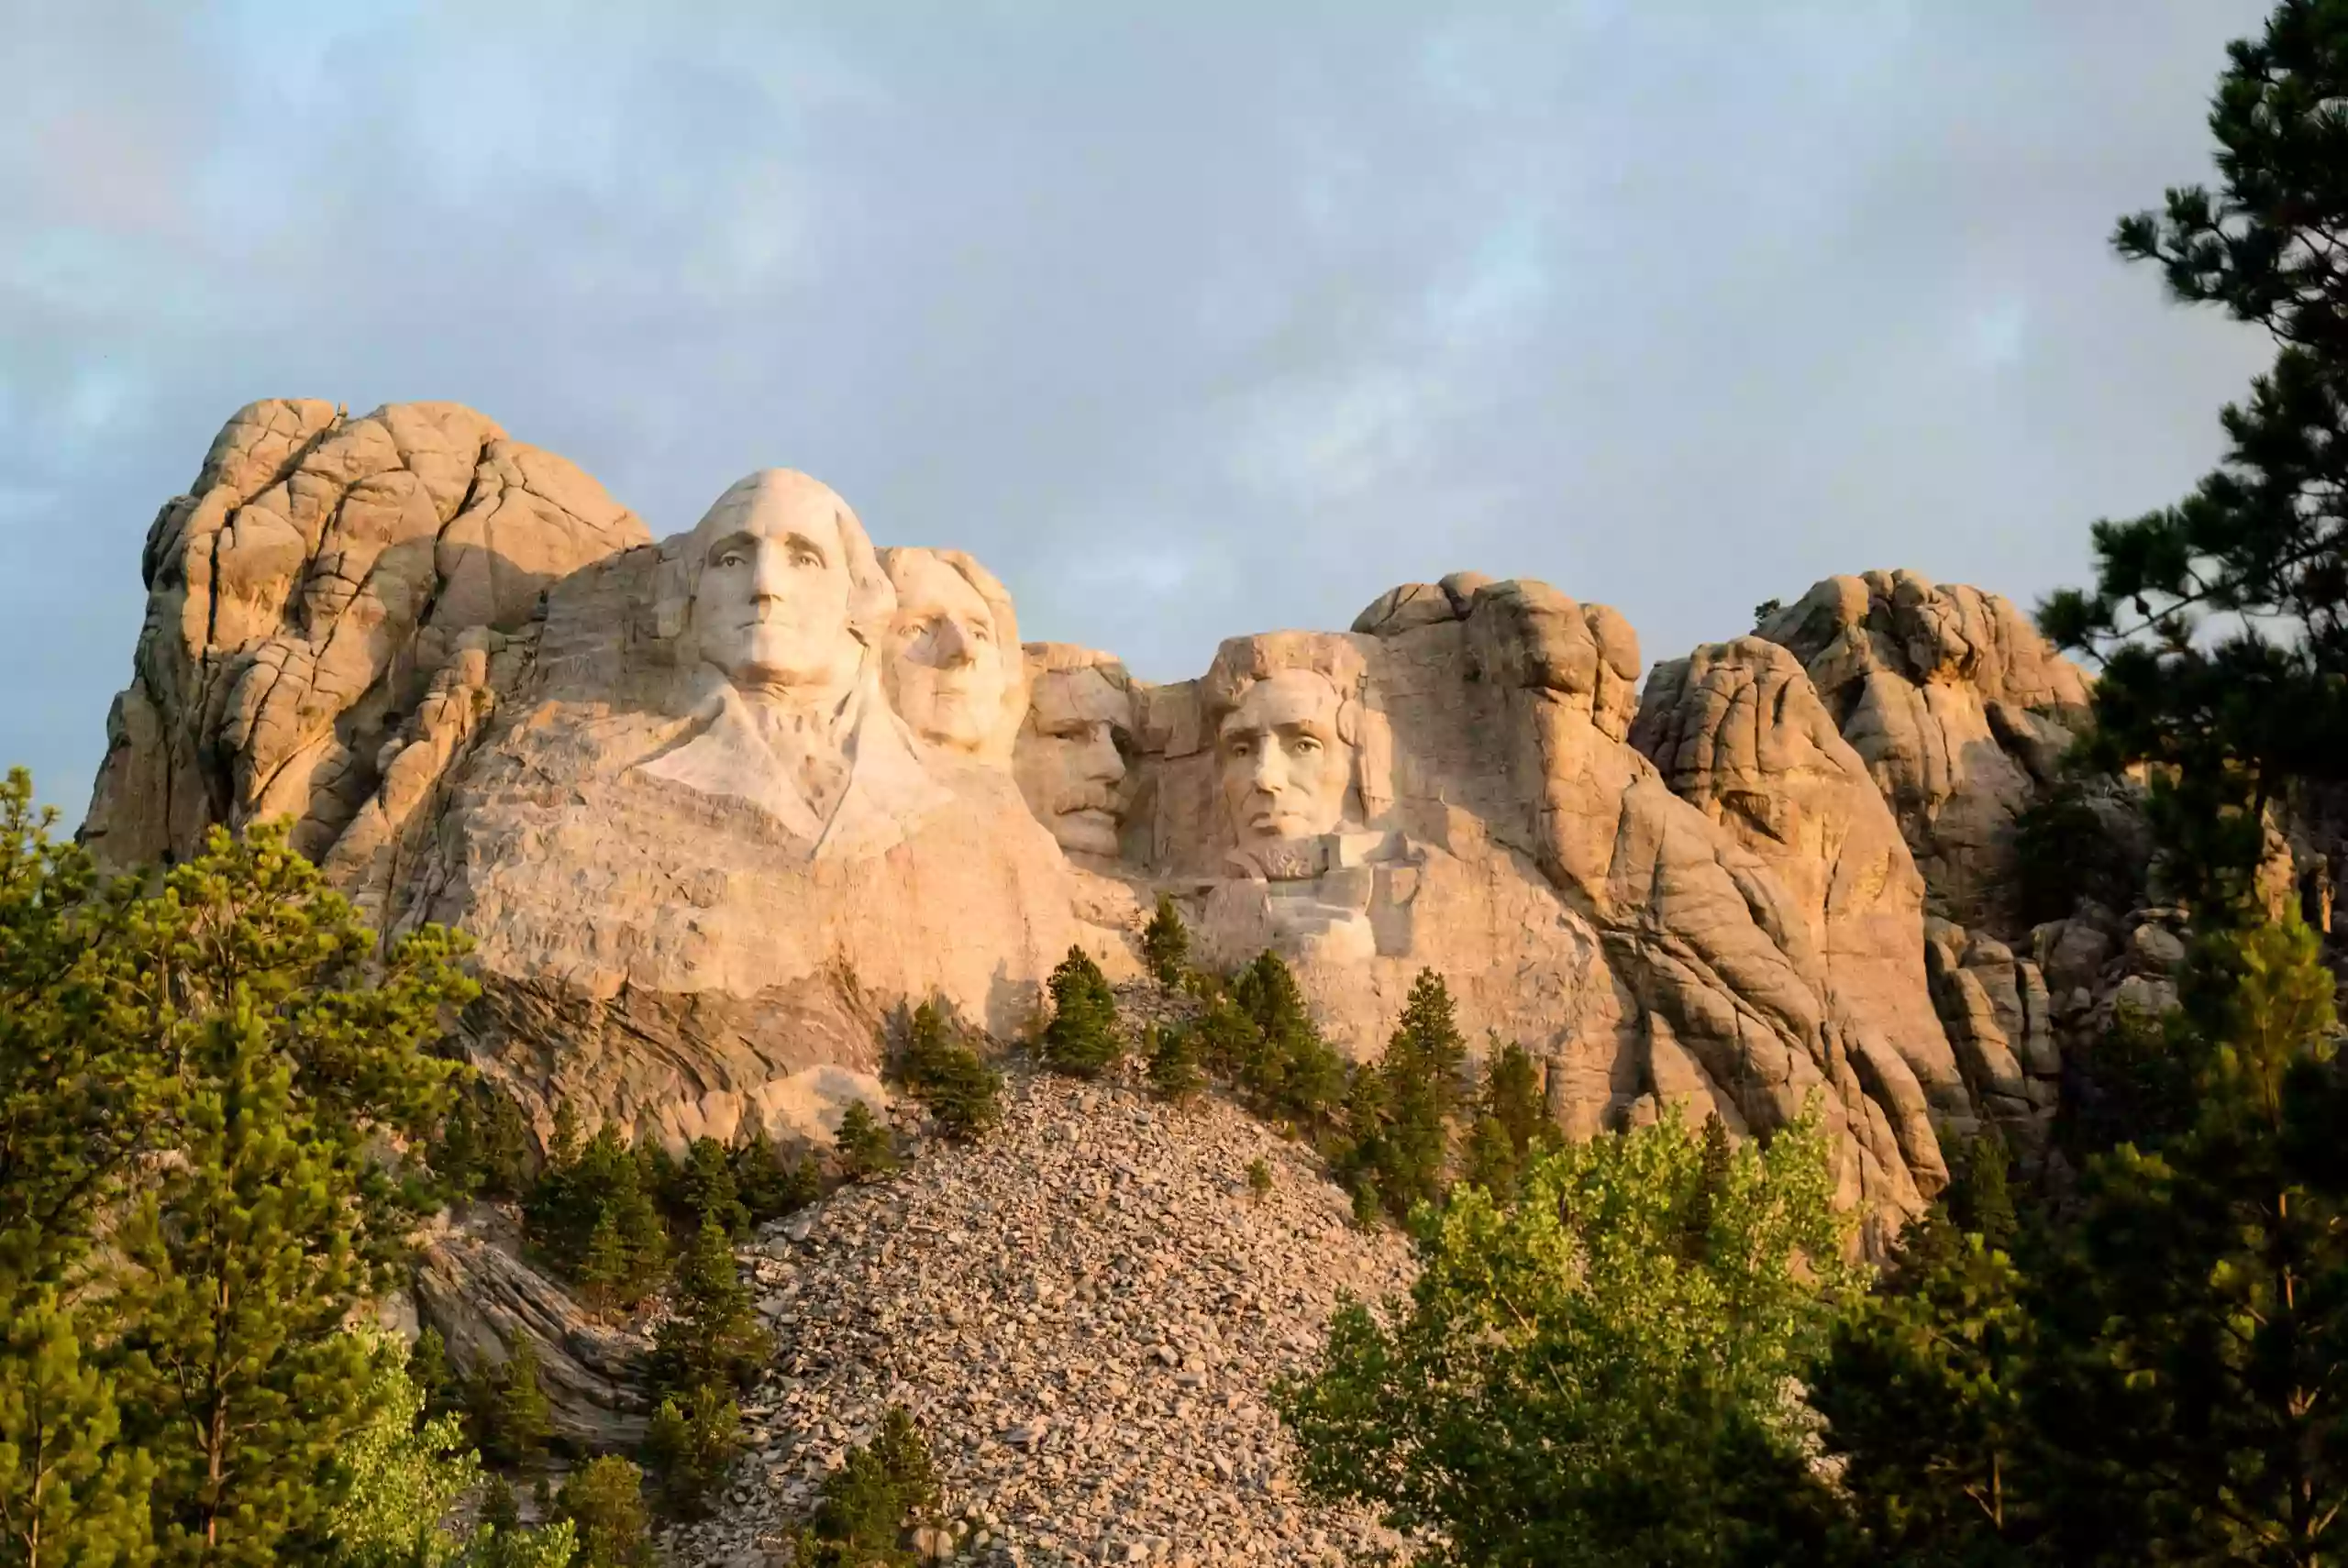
[690, 477, 863, 694]
[882, 549, 1011, 755]
[1015, 666, 1133, 857]
[1217, 670, 1352, 844]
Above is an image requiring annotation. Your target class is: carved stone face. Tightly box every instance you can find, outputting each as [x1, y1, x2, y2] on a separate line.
[1218, 670, 1351, 845]
[691, 486, 858, 692]
[1014, 667, 1132, 857]
[883, 551, 1010, 754]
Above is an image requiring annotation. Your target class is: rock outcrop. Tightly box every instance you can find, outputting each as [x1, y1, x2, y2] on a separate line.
[1757, 569, 2091, 930]
[1632, 636, 1962, 1182]
[84, 400, 648, 869]
[83, 402, 2113, 1248]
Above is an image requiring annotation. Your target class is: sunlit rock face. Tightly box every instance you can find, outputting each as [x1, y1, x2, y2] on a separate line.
[90, 402, 2091, 1244]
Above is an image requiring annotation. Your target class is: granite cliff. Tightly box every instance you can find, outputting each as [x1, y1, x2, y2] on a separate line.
[84, 402, 2129, 1253]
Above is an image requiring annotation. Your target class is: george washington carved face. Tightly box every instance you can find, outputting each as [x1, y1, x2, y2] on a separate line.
[679, 470, 886, 697]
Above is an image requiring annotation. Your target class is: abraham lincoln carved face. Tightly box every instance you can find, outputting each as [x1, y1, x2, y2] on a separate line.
[1216, 669, 1353, 845]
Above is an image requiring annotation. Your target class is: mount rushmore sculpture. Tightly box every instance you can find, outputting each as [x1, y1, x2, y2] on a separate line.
[83, 401, 2100, 1242]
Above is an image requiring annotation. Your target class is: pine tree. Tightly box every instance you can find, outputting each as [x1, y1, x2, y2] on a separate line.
[1681, 1113, 1733, 1263]
[659, 1136, 749, 1239]
[1951, 1129, 2018, 1253]
[1479, 1037, 1554, 1158]
[1370, 969, 1468, 1218]
[642, 1388, 741, 1522]
[1230, 951, 1345, 1127]
[834, 1102, 896, 1182]
[524, 1123, 666, 1307]
[1191, 994, 1262, 1081]
[2023, 913, 2348, 1564]
[793, 1406, 938, 1567]
[650, 1221, 773, 1398]
[1460, 1115, 1522, 1202]
[2038, 0, 2348, 913]
[575, 1213, 633, 1320]
[405, 1328, 459, 1426]
[896, 1003, 1002, 1143]
[1813, 1209, 2036, 1561]
[1140, 894, 1190, 988]
[1039, 946, 1122, 1077]
[553, 1457, 651, 1568]
[730, 1129, 821, 1225]
[1146, 1025, 1203, 1104]
[0, 1297, 155, 1568]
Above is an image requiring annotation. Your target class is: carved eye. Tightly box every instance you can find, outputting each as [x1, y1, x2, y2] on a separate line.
[790, 546, 824, 569]
[714, 549, 749, 570]
[1225, 739, 1252, 757]
[969, 622, 992, 645]
[1290, 735, 1322, 756]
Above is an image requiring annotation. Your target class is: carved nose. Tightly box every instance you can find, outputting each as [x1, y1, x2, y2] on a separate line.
[932, 616, 974, 665]
[749, 545, 791, 601]
[1080, 726, 1124, 783]
[1249, 745, 1288, 793]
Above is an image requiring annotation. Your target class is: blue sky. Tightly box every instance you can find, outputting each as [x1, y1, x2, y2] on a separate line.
[2, 0, 2277, 815]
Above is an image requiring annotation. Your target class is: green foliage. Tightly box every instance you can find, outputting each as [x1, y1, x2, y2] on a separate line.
[792, 1406, 938, 1568]
[2022, 912, 2348, 1564]
[1145, 1024, 1203, 1104]
[522, 1121, 667, 1312]
[833, 1102, 897, 1182]
[406, 1329, 459, 1427]
[895, 1001, 1002, 1143]
[642, 1388, 739, 1523]
[1948, 1130, 2018, 1253]
[1038, 946, 1122, 1077]
[460, 1342, 552, 1469]
[1752, 597, 1783, 624]
[2009, 781, 2141, 928]
[1280, 1109, 1859, 1567]
[324, 1331, 574, 1568]
[1190, 993, 1260, 1080]
[1140, 894, 1191, 988]
[654, 1136, 749, 1240]
[729, 1130, 821, 1227]
[1338, 969, 1470, 1220]
[649, 1220, 772, 1399]
[0, 796, 486, 1566]
[2056, 994, 2202, 1162]
[2037, 0, 2348, 916]
[1245, 1158, 1272, 1202]
[551, 1459, 650, 1568]
[1456, 1039, 1557, 1202]
[1814, 1210, 2035, 1562]
[0, 1295, 155, 1567]
[431, 1083, 538, 1205]
[1817, 912, 2348, 1565]
[98, 823, 474, 1564]
[1228, 951, 1346, 1128]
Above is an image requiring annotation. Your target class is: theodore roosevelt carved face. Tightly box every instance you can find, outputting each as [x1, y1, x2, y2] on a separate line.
[1215, 668, 1353, 845]
[1013, 646, 1135, 858]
